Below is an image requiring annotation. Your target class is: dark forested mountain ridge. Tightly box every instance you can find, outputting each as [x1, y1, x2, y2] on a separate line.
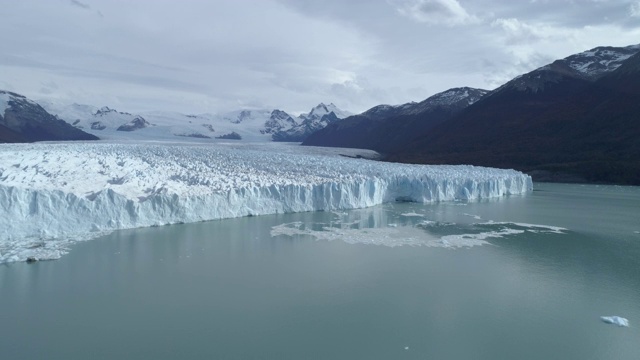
[302, 87, 488, 153]
[389, 47, 640, 185]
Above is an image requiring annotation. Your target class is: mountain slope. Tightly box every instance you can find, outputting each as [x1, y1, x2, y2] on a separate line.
[0, 91, 99, 143]
[303, 87, 488, 153]
[0, 124, 26, 143]
[388, 45, 640, 185]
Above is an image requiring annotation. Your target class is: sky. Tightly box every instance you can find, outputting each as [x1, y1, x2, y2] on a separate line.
[1, 0, 640, 115]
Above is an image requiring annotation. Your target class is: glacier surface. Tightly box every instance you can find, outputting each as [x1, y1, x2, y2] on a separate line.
[0, 142, 532, 263]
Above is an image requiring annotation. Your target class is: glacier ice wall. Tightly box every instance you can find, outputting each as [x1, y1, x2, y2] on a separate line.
[0, 142, 532, 263]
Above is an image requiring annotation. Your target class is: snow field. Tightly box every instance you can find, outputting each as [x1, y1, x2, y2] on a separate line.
[0, 142, 532, 263]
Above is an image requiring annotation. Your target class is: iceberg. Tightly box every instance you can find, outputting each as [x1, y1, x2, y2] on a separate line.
[600, 316, 629, 327]
[0, 142, 532, 263]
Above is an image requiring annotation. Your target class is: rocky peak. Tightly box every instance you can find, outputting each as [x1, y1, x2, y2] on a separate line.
[262, 110, 297, 134]
[558, 44, 640, 80]
[116, 116, 150, 132]
[94, 106, 117, 116]
[270, 109, 295, 122]
[299, 103, 351, 122]
[420, 87, 489, 108]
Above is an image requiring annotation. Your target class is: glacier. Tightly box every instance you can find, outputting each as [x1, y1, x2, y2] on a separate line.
[0, 142, 532, 263]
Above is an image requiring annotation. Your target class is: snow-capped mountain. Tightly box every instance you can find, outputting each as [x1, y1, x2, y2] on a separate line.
[38, 102, 143, 131]
[261, 110, 297, 134]
[410, 87, 489, 111]
[40, 101, 348, 143]
[0, 91, 98, 143]
[299, 103, 352, 121]
[496, 44, 640, 93]
[302, 87, 488, 152]
[116, 116, 152, 132]
[272, 103, 352, 142]
[559, 44, 640, 79]
[359, 87, 488, 119]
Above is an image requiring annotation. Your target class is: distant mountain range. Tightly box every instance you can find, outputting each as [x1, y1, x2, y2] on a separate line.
[304, 44, 640, 185]
[1, 92, 352, 144]
[32, 101, 351, 143]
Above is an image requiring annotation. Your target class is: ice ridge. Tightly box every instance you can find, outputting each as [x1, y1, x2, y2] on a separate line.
[0, 142, 532, 263]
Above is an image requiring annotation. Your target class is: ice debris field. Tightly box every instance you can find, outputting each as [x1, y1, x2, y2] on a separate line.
[0, 142, 532, 263]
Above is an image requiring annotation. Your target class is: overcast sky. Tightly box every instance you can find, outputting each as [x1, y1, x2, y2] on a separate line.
[1, 0, 639, 114]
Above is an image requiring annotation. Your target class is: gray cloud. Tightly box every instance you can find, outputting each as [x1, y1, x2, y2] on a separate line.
[491, 18, 544, 45]
[0, 0, 639, 115]
[393, 0, 478, 25]
[70, 0, 90, 10]
[631, 1, 640, 16]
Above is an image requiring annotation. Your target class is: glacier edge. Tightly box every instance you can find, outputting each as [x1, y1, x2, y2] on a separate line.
[0, 143, 532, 263]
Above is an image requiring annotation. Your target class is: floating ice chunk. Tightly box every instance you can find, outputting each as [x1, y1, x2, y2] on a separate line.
[600, 316, 629, 327]
[271, 222, 432, 247]
[401, 212, 424, 217]
[478, 222, 566, 234]
[416, 220, 454, 228]
[439, 228, 524, 248]
[271, 222, 516, 249]
[463, 213, 482, 220]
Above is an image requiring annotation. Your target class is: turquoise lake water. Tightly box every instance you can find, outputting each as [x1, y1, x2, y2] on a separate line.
[1, 182, 639, 359]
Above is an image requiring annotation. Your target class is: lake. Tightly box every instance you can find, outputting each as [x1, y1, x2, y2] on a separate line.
[1, 182, 639, 359]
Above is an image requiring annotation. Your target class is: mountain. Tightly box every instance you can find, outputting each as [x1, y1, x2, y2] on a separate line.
[40, 101, 347, 143]
[0, 91, 99, 143]
[272, 103, 352, 142]
[0, 123, 25, 143]
[302, 87, 488, 153]
[301, 102, 352, 120]
[261, 110, 297, 135]
[388, 44, 640, 185]
[116, 116, 152, 131]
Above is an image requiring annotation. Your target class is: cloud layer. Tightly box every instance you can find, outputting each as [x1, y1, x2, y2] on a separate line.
[394, 0, 478, 25]
[1, 0, 639, 114]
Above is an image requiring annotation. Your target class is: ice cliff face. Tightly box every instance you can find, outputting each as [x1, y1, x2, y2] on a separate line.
[0, 142, 532, 263]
